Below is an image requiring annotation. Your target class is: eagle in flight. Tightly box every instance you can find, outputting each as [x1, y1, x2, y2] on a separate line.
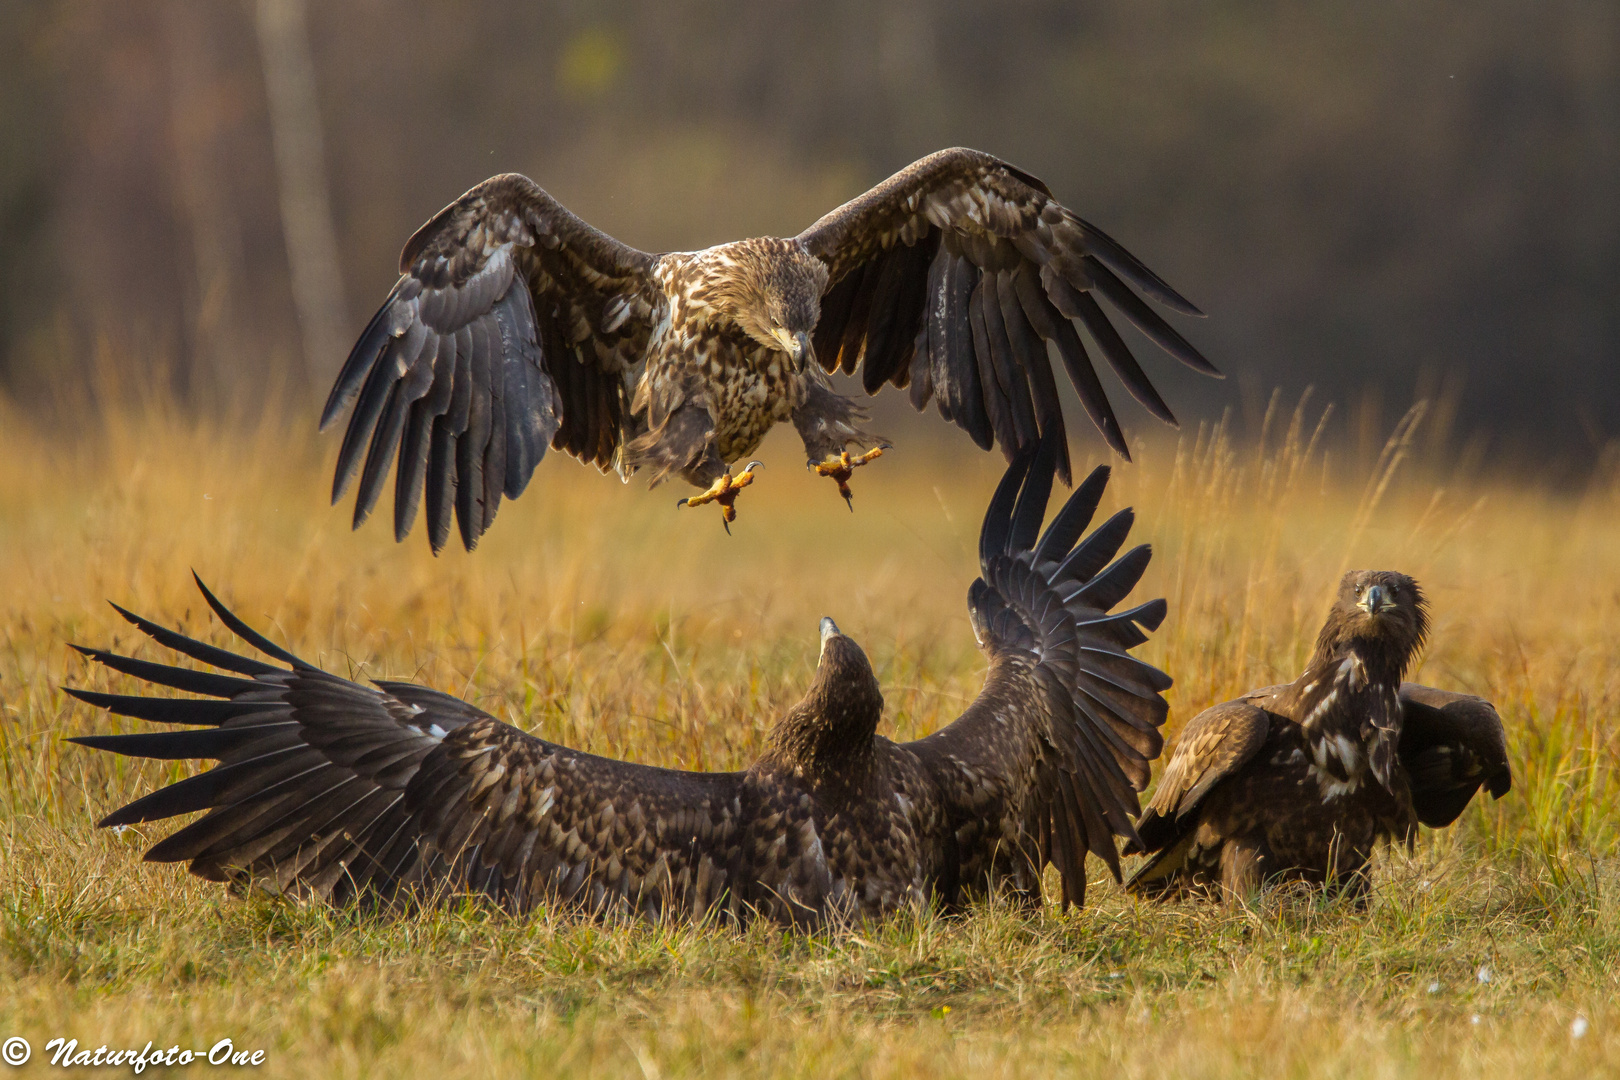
[70, 436, 1172, 924]
[321, 147, 1219, 548]
[1125, 571, 1512, 901]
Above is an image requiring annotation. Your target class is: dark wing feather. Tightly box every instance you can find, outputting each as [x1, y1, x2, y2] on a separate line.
[68, 579, 745, 920]
[1397, 682, 1513, 828]
[798, 148, 1218, 476]
[324, 174, 659, 552]
[906, 431, 1171, 909]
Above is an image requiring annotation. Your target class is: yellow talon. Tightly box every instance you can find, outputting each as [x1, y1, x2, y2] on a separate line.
[812, 445, 888, 510]
[678, 461, 762, 533]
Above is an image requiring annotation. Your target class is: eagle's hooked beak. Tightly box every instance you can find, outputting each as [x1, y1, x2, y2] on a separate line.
[819, 616, 841, 655]
[772, 328, 811, 371]
[1358, 585, 1390, 616]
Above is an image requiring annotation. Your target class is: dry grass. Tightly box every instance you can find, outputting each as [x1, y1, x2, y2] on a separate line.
[2, 388, 1618, 1077]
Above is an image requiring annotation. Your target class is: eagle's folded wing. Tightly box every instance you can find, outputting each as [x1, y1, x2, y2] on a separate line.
[906, 434, 1171, 907]
[1396, 682, 1512, 828]
[322, 174, 659, 551]
[69, 576, 744, 919]
[796, 147, 1218, 477]
[1120, 699, 1269, 894]
[1130, 700, 1271, 841]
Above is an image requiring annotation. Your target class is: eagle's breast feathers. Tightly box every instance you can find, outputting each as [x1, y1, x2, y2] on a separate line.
[625, 246, 816, 473]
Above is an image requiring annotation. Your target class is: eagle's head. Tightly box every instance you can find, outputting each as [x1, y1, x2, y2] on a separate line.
[707, 240, 828, 371]
[762, 616, 884, 776]
[1314, 570, 1430, 673]
[808, 616, 883, 738]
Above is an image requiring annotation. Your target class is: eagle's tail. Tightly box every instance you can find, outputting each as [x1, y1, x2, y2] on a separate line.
[1123, 830, 1198, 897]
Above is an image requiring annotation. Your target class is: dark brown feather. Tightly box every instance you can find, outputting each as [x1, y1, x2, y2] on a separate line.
[324, 174, 652, 552]
[1396, 683, 1512, 827]
[797, 146, 1216, 468]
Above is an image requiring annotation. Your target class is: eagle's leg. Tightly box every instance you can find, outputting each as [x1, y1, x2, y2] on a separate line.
[678, 461, 763, 534]
[792, 380, 887, 511]
[1217, 835, 1272, 902]
[812, 446, 888, 511]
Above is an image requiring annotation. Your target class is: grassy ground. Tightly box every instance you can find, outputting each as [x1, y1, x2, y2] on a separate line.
[2, 391, 1617, 1077]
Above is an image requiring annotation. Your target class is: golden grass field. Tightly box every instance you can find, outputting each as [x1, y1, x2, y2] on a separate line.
[2, 388, 1618, 1077]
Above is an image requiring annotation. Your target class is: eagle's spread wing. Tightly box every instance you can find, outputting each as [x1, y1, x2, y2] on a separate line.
[1396, 682, 1512, 828]
[906, 434, 1171, 907]
[796, 148, 1218, 478]
[322, 174, 659, 552]
[69, 576, 744, 919]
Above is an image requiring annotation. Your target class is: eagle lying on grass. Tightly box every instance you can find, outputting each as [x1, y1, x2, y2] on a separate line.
[69, 437, 1170, 925]
[1125, 571, 1512, 901]
[322, 147, 1218, 547]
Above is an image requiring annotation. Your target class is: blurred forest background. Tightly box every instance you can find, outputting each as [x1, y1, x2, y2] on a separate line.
[0, 0, 1615, 463]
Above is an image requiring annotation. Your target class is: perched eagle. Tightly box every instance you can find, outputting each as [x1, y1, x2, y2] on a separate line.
[321, 147, 1219, 548]
[68, 437, 1171, 925]
[1125, 570, 1512, 901]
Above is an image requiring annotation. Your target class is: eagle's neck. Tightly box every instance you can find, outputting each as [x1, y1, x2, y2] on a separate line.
[759, 665, 883, 787]
[1288, 640, 1407, 796]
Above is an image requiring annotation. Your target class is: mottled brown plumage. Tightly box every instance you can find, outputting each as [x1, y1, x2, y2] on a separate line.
[70, 437, 1171, 925]
[321, 148, 1219, 550]
[1126, 571, 1512, 901]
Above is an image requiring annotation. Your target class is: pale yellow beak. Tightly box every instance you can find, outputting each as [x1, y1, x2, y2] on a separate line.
[771, 327, 810, 370]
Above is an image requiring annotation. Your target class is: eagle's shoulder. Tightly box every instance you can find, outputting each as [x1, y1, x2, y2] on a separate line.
[1146, 698, 1275, 820]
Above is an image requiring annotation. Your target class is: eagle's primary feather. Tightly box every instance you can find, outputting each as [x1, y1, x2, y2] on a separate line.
[322, 148, 1218, 551]
[70, 435, 1170, 924]
[1124, 571, 1512, 900]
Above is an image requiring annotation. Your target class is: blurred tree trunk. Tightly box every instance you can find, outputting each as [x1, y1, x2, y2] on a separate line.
[255, 0, 347, 399]
[167, 1, 247, 404]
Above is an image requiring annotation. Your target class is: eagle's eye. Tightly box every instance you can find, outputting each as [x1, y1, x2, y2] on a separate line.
[1353, 583, 1364, 597]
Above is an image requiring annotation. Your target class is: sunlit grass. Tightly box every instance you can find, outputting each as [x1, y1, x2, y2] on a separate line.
[2, 387, 1617, 1077]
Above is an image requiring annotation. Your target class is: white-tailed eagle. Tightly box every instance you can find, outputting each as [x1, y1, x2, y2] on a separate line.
[1125, 571, 1512, 901]
[69, 435, 1171, 925]
[321, 147, 1218, 548]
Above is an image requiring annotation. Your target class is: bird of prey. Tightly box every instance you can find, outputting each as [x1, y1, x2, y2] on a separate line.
[68, 437, 1171, 925]
[1125, 570, 1512, 901]
[321, 146, 1218, 548]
